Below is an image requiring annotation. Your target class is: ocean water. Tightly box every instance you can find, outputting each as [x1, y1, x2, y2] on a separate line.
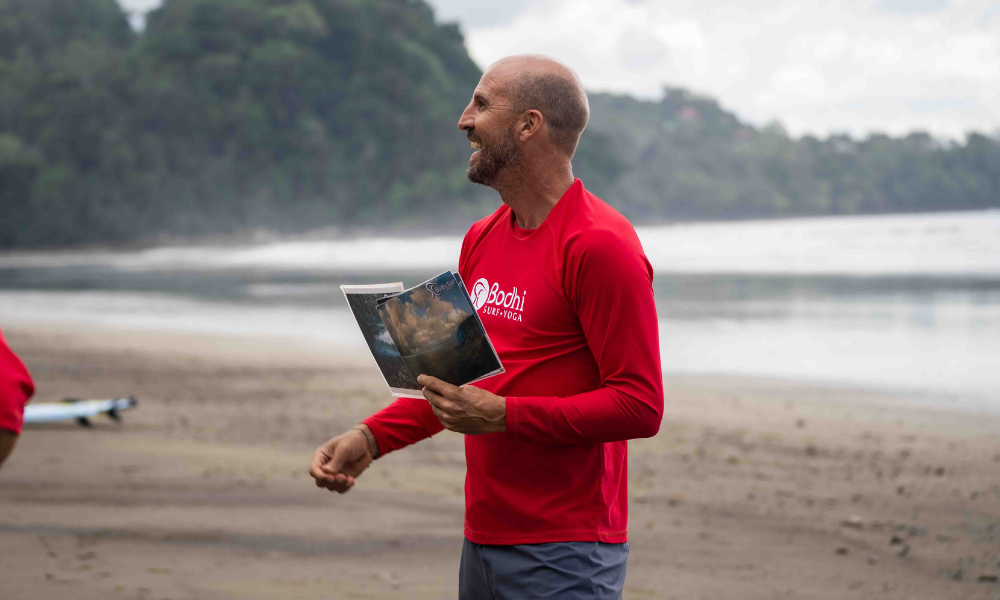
[1, 210, 998, 410]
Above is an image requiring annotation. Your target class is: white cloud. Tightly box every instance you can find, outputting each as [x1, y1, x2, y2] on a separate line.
[434, 0, 1000, 139]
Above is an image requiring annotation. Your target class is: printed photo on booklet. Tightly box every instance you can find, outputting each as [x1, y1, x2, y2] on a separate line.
[376, 271, 503, 388]
[340, 282, 423, 398]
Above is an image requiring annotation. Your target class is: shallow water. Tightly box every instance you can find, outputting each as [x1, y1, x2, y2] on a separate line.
[2, 210, 998, 410]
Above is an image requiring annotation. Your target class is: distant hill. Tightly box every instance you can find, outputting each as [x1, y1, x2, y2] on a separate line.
[576, 90, 1000, 221]
[1, 0, 998, 248]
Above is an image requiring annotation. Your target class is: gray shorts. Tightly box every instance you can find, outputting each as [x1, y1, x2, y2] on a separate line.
[459, 537, 628, 600]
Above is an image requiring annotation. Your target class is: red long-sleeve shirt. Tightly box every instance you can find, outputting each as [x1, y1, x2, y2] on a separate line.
[364, 179, 663, 544]
[0, 328, 35, 435]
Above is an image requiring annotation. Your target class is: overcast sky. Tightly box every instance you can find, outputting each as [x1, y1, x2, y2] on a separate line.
[118, 0, 999, 140]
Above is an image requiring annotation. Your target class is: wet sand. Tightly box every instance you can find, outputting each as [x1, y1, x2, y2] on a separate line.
[1, 325, 999, 600]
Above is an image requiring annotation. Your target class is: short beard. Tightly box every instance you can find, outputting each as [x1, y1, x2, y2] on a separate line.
[466, 126, 520, 188]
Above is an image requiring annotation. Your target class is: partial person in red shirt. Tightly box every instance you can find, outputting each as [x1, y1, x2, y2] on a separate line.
[310, 55, 663, 599]
[0, 327, 35, 469]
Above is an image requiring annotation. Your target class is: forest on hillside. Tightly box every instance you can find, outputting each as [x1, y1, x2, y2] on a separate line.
[1, 0, 998, 248]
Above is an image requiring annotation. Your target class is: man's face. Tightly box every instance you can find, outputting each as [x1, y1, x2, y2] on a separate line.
[458, 70, 521, 187]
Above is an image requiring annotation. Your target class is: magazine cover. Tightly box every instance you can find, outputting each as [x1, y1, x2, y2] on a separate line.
[376, 271, 504, 388]
[340, 283, 423, 398]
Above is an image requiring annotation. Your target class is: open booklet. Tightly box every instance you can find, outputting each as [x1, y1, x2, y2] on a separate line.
[341, 271, 504, 398]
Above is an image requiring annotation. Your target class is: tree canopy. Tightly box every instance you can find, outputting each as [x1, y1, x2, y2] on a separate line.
[0, 0, 997, 248]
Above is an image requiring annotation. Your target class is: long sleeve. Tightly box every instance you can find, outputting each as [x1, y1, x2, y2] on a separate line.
[0, 329, 35, 436]
[363, 396, 443, 456]
[360, 230, 480, 456]
[504, 229, 663, 445]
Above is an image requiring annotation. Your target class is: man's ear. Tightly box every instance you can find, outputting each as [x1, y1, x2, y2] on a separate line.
[516, 109, 544, 143]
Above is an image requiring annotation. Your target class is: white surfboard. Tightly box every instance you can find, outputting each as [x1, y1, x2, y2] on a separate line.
[23, 397, 138, 427]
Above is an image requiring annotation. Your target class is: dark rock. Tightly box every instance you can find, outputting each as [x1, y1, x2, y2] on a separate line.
[868, 556, 878, 565]
[796, 419, 805, 428]
[935, 467, 945, 476]
[890, 535, 904, 545]
[978, 574, 998, 583]
[908, 526, 928, 537]
[897, 545, 910, 558]
[836, 547, 849, 555]
[896, 485, 905, 495]
[952, 569, 964, 581]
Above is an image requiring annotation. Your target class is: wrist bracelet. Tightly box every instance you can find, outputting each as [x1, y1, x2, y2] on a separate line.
[352, 425, 379, 459]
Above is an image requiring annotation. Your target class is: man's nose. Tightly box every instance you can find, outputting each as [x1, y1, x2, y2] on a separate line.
[458, 104, 475, 131]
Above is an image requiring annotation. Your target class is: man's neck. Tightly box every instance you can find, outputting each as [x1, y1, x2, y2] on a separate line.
[496, 162, 575, 230]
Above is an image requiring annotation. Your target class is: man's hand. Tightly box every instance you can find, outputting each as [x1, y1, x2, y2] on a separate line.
[418, 375, 505, 435]
[309, 427, 373, 494]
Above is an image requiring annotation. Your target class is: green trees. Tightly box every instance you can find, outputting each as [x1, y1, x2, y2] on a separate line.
[0, 0, 997, 248]
[1, 0, 485, 246]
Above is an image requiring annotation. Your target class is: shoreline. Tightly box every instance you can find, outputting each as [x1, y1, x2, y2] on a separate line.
[1, 324, 999, 599]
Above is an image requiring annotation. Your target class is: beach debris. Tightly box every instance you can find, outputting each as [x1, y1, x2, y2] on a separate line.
[890, 535, 904, 545]
[897, 545, 910, 558]
[934, 467, 945, 476]
[896, 485, 906, 495]
[805, 444, 819, 457]
[667, 492, 685, 507]
[835, 547, 849, 555]
[841, 515, 865, 529]
[868, 556, 878, 565]
[952, 569, 964, 581]
[726, 455, 739, 465]
[795, 418, 805, 428]
[979, 574, 999, 583]
[374, 571, 401, 590]
[907, 526, 927, 537]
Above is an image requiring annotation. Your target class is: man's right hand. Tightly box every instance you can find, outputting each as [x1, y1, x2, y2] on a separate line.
[309, 427, 373, 494]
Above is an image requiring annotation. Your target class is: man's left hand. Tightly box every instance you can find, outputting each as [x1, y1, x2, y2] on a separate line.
[418, 375, 505, 435]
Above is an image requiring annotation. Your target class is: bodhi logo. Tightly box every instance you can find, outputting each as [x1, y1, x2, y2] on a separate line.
[471, 278, 491, 310]
[471, 277, 526, 322]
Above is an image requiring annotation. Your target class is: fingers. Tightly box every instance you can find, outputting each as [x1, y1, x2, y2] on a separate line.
[418, 374, 461, 400]
[322, 439, 350, 478]
[429, 402, 450, 426]
[309, 445, 334, 481]
[311, 454, 356, 494]
[422, 385, 449, 407]
[320, 473, 355, 493]
[309, 438, 357, 494]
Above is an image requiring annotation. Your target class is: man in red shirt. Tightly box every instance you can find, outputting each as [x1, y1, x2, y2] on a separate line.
[310, 55, 663, 599]
[0, 327, 35, 469]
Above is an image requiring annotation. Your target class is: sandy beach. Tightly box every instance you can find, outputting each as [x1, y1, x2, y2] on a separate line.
[1, 324, 999, 600]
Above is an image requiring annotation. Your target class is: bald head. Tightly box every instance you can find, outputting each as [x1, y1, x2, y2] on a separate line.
[488, 55, 590, 156]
